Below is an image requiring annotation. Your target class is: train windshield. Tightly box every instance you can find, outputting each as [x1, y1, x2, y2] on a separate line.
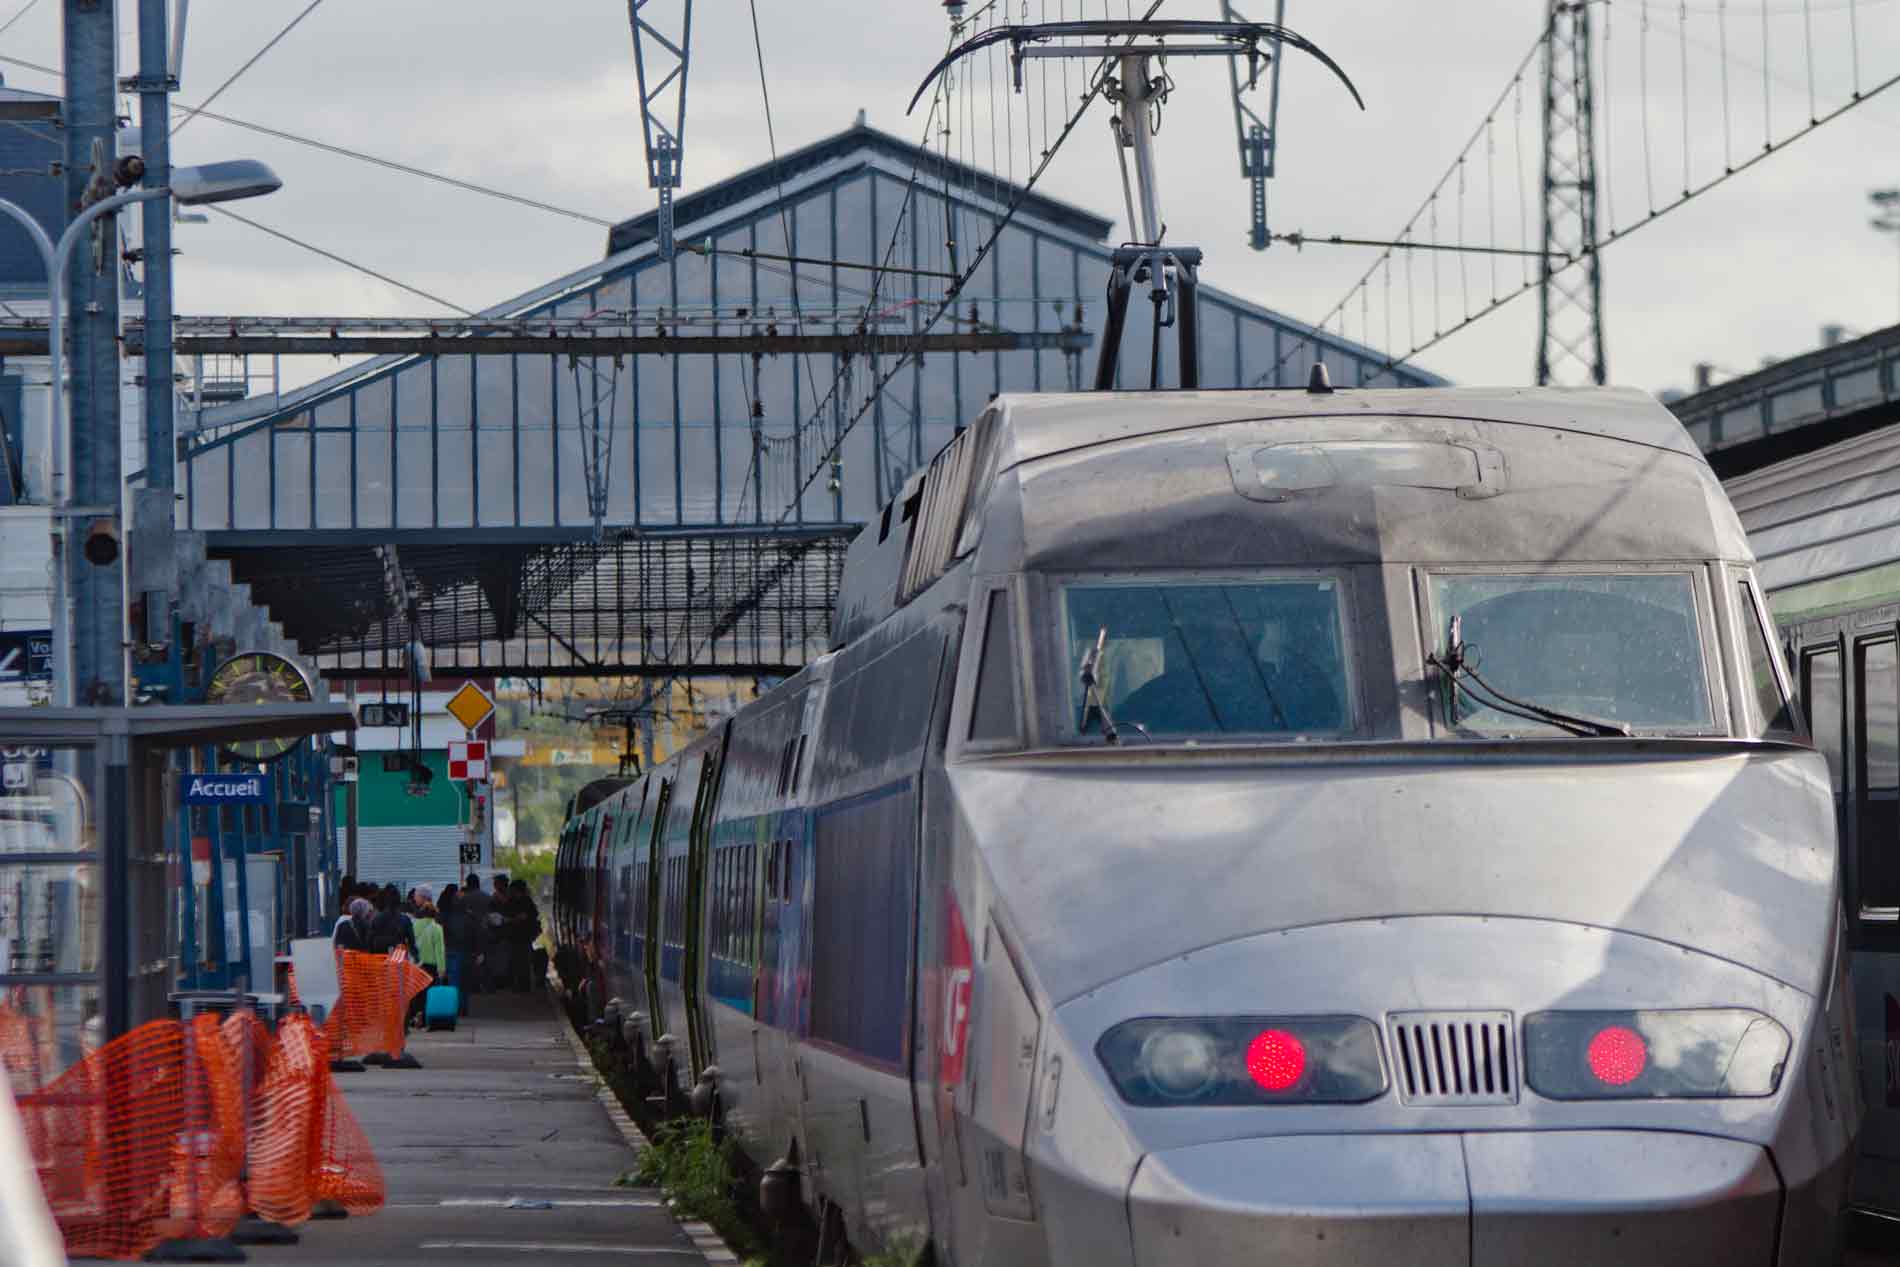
[1428, 572, 1713, 735]
[1062, 578, 1350, 738]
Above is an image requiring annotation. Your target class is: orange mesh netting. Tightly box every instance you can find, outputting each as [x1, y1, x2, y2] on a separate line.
[325, 950, 432, 1061]
[309, 1049, 384, 1215]
[5, 1002, 388, 1259]
[242, 1011, 325, 1226]
[11, 1015, 242, 1260]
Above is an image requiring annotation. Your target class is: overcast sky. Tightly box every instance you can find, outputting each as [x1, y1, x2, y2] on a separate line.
[2, 0, 1897, 394]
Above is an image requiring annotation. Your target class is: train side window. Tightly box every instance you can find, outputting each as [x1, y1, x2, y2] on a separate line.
[969, 588, 1021, 743]
[1738, 583, 1797, 737]
[1858, 640, 1900, 914]
[1807, 648, 1845, 794]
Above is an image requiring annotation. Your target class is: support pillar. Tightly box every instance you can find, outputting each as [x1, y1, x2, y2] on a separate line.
[63, 0, 127, 706]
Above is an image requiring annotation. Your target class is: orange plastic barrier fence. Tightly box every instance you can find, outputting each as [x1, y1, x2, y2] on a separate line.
[1, 1002, 388, 1261]
[326, 949, 433, 1061]
[8, 1013, 241, 1260]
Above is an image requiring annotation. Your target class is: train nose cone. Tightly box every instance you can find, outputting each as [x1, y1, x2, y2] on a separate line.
[1127, 1131, 1782, 1266]
[1128, 1134, 1468, 1263]
[1462, 1131, 1780, 1264]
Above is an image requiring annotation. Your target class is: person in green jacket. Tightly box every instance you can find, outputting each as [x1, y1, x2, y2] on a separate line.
[407, 892, 448, 1030]
[412, 890, 448, 976]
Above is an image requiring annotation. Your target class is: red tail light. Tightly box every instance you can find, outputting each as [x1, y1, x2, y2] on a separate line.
[1585, 1024, 1647, 1087]
[1526, 1009, 1789, 1100]
[1098, 1016, 1385, 1106]
[1246, 1028, 1308, 1092]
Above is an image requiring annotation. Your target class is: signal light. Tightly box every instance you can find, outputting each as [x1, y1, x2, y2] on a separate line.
[1246, 1028, 1307, 1092]
[1523, 1009, 1790, 1099]
[1585, 1025, 1647, 1087]
[1097, 1016, 1384, 1106]
[82, 517, 120, 566]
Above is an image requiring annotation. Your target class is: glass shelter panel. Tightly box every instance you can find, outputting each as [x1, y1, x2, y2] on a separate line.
[0, 744, 102, 1083]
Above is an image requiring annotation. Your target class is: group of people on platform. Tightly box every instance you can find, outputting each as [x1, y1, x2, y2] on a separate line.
[330, 873, 544, 1020]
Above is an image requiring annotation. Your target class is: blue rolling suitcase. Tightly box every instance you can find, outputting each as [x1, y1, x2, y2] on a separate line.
[424, 984, 460, 1031]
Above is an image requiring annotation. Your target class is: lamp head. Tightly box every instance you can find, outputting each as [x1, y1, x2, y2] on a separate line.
[170, 159, 282, 206]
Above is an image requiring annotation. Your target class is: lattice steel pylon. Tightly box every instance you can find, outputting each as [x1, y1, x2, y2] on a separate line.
[1222, 0, 1287, 251]
[628, 0, 692, 262]
[570, 351, 623, 537]
[1536, 0, 1607, 385]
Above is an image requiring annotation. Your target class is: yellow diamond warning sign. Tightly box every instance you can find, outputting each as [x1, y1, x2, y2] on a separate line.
[444, 681, 496, 733]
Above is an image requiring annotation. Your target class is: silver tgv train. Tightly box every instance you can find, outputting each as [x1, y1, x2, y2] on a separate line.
[553, 385, 1857, 1265]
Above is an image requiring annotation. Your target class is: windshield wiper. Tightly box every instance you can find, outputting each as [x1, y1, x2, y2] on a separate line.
[1425, 616, 1633, 739]
[1078, 625, 1123, 745]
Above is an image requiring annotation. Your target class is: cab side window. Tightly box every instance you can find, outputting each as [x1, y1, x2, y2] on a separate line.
[1737, 582, 1798, 737]
[968, 588, 1020, 743]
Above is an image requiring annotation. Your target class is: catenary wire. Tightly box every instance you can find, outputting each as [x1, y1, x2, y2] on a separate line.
[0, 52, 619, 227]
[172, 0, 327, 137]
[0, 0, 40, 41]
[205, 203, 474, 315]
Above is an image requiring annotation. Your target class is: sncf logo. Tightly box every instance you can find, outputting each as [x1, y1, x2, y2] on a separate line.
[944, 968, 973, 1061]
[941, 893, 974, 1088]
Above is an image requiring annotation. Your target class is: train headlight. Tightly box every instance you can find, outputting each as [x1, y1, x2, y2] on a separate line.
[1139, 1027, 1220, 1100]
[1524, 1009, 1790, 1099]
[1097, 1016, 1386, 1107]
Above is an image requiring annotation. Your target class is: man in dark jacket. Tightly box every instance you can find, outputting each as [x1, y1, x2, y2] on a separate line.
[460, 874, 491, 995]
[367, 884, 418, 957]
[508, 879, 541, 991]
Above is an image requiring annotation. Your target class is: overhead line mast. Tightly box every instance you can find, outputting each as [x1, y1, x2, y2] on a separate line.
[909, 18, 1361, 389]
[1222, 0, 1288, 251]
[629, 0, 693, 263]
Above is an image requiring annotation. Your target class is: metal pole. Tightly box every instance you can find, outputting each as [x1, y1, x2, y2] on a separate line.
[344, 679, 358, 880]
[65, 0, 124, 707]
[139, 0, 176, 502]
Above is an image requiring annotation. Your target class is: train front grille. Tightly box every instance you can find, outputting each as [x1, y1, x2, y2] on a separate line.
[1386, 1010, 1517, 1105]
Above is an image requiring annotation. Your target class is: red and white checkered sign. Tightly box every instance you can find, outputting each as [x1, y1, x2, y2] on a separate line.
[447, 740, 488, 782]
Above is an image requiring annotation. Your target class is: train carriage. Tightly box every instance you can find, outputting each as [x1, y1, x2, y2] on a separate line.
[1725, 421, 1900, 1222]
[559, 384, 1855, 1266]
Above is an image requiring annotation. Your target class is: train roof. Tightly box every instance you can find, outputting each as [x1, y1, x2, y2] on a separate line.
[833, 386, 1739, 646]
[981, 385, 1706, 473]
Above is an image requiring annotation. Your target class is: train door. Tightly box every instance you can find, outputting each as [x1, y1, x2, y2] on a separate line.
[683, 725, 732, 1079]
[589, 810, 617, 1009]
[1831, 619, 1900, 1209]
[608, 783, 648, 1006]
[642, 778, 673, 1039]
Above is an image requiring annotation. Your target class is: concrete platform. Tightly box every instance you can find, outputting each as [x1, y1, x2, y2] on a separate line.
[241, 990, 716, 1267]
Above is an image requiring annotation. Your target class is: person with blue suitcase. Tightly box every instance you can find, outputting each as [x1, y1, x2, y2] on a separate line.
[408, 894, 451, 1031]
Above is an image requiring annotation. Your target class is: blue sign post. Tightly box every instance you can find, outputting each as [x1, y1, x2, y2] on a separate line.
[180, 771, 271, 805]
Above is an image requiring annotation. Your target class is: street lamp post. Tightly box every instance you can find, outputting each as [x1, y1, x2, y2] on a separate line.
[0, 159, 281, 707]
[1875, 189, 1900, 326]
